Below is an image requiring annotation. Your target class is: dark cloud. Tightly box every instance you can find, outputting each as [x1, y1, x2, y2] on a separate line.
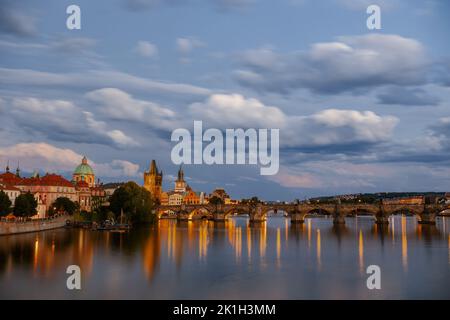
[234, 34, 430, 95]
[429, 118, 450, 150]
[377, 86, 440, 106]
[0, 1, 36, 37]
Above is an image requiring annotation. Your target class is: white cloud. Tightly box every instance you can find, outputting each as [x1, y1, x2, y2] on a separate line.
[135, 41, 158, 58]
[0, 67, 211, 97]
[188, 94, 398, 149]
[176, 37, 205, 54]
[0, 143, 141, 178]
[286, 109, 398, 147]
[188, 93, 286, 128]
[86, 88, 176, 130]
[268, 169, 321, 188]
[8, 97, 137, 148]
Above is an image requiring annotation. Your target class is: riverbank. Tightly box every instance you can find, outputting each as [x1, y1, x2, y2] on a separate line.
[0, 214, 70, 236]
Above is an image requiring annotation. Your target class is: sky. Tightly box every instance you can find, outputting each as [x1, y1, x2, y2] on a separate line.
[1, 0, 450, 201]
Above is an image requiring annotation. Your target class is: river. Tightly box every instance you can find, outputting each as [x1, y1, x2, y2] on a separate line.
[0, 215, 449, 299]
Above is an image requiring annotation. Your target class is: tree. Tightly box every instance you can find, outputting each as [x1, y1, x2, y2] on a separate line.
[208, 196, 224, 206]
[109, 181, 155, 224]
[241, 197, 261, 206]
[0, 190, 12, 216]
[51, 197, 77, 215]
[13, 192, 38, 217]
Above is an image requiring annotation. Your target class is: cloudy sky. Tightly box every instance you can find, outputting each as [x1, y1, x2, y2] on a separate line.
[1, 0, 450, 200]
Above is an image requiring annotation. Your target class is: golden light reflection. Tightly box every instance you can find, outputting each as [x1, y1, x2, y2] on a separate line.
[227, 219, 235, 247]
[78, 229, 84, 255]
[172, 222, 177, 262]
[167, 222, 172, 258]
[246, 226, 251, 261]
[260, 222, 267, 258]
[276, 228, 281, 268]
[358, 230, 364, 274]
[401, 215, 408, 271]
[235, 227, 242, 262]
[143, 229, 160, 281]
[316, 229, 321, 270]
[417, 223, 422, 240]
[188, 221, 194, 250]
[33, 237, 39, 272]
[285, 219, 289, 244]
[307, 219, 312, 250]
[199, 224, 208, 260]
[391, 216, 395, 244]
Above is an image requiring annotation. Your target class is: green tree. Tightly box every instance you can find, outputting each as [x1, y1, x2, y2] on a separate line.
[0, 190, 12, 216]
[13, 192, 38, 217]
[241, 197, 261, 206]
[51, 197, 77, 215]
[208, 195, 224, 206]
[109, 181, 155, 224]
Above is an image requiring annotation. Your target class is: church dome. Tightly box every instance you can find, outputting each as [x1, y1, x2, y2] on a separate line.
[73, 156, 94, 176]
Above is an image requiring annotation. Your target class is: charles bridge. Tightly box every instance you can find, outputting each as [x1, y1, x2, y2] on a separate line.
[156, 201, 447, 225]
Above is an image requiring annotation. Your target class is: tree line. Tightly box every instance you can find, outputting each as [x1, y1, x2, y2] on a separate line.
[0, 181, 156, 224]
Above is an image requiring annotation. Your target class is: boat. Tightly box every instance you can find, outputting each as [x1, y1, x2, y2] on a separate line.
[94, 209, 131, 232]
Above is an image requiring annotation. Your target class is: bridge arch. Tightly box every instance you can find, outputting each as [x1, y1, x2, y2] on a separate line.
[188, 207, 213, 220]
[384, 206, 422, 216]
[345, 208, 378, 217]
[224, 207, 249, 219]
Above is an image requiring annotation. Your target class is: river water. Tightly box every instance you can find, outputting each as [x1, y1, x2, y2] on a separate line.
[0, 215, 449, 299]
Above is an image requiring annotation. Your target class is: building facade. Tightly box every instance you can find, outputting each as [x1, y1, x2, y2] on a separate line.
[0, 157, 105, 218]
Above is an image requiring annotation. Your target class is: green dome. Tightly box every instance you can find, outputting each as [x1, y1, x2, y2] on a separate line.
[74, 157, 94, 175]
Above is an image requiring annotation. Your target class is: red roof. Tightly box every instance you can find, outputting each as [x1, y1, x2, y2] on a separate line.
[40, 174, 74, 187]
[19, 177, 41, 186]
[0, 185, 20, 191]
[19, 174, 74, 188]
[0, 172, 23, 185]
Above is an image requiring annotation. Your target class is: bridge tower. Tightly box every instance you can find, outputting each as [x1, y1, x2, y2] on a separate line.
[144, 160, 163, 203]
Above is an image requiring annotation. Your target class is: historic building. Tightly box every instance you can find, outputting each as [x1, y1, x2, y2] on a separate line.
[0, 185, 21, 204]
[168, 192, 183, 206]
[174, 166, 187, 193]
[183, 187, 200, 204]
[143, 160, 163, 203]
[73, 156, 96, 187]
[0, 157, 105, 218]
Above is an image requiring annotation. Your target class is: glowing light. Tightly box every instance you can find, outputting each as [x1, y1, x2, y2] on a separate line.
[401, 215, 408, 271]
[316, 229, 321, 270]
[276, 228, 281, 268]
[359, 229, 364, 274]
[247, 226, 251, 260]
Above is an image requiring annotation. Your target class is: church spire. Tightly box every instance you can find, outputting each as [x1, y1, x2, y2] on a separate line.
[16, 161, 20, 177]
[6, 160, 10, 173]
[150, 159, 157, 175]
[177, 165, 184, 182]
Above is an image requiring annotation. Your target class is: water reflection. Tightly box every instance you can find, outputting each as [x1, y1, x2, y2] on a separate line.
[0, 215, 449, 299]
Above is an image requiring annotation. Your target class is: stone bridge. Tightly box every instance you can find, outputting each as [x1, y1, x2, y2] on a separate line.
[156, 202, 445, 225]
